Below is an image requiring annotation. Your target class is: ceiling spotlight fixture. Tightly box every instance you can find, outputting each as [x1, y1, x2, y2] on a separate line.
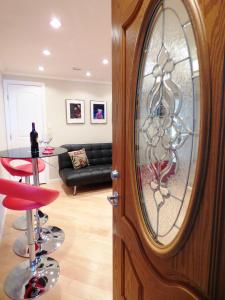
[50, 17, 61, 29]
[38, 65, 44, 71]
[43, 49, 51, 56]
[102, 58, 109, 65]
[86, 71, 91, 77]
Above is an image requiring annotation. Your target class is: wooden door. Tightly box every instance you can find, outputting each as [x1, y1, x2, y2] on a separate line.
[112, 0, 225, 299]
[4, 80, 49, 183]
[4, 81, 45, 149]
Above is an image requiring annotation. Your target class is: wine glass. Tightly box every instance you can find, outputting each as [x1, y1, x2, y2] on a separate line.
[40, 132, 53, 149]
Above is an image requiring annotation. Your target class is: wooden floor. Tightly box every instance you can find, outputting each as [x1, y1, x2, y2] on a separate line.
[0, 182, 113, 300]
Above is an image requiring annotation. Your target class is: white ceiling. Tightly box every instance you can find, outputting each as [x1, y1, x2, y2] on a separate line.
[0, 0, 112, 83]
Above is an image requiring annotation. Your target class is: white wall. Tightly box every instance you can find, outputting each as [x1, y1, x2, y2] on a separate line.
[0, 73, 7, 241]
[3, 75, 112, 179]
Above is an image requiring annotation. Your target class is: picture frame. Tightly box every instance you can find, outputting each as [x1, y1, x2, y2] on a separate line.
[90, 100, 107, 124]
[66, 99, 85, 124]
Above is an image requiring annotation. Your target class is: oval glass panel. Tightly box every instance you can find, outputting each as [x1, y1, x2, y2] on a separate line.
[135, 0, 200, 246]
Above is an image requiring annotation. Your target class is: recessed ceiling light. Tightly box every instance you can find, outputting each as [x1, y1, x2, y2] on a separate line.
[43, 49, 51, 56]
[38, 65, 44, 71]
[86, 71, 91, 77]
[102, 59, 109, 65]
[50, 17, 61, 29]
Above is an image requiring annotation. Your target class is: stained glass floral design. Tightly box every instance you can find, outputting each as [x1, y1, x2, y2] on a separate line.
[135, 1, 200, 245]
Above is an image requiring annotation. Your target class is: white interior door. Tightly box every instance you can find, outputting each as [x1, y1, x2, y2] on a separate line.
[4, 80, 49, 184]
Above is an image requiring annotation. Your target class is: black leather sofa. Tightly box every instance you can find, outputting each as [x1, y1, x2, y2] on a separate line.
[58, 143, 112, 194]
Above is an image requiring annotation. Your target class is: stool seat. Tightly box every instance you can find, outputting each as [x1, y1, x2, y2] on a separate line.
[1, 158, 47, 231]
[1, 158, 45, 177]
[0, 178, 59, 209]
[3, 196, 42, 210]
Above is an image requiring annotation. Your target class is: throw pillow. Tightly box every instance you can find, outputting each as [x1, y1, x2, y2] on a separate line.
[68, 148, 89, 169]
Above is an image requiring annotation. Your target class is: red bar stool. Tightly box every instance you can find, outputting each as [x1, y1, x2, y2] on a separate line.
[0, 158, 48, 231]
[0, 178, 61, 300]
[1, 158, 65, 258]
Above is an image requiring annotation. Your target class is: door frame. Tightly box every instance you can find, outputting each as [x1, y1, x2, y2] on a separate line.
[3, 79, 49, 182]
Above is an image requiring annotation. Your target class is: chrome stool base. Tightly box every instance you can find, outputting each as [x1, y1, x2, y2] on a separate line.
[12, 210, 48, 231]
[13, 226, 65, 258]
[12, 214, 27, 231]
[36, 210, 48, 227]
[4, 256, 60, 300]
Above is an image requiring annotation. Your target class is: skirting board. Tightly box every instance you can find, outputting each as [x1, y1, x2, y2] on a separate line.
[48, 177, 62, 183]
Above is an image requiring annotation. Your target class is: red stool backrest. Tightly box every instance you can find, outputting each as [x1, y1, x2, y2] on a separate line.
[0, 158, 45, 177]
[0, 178, 59, 206]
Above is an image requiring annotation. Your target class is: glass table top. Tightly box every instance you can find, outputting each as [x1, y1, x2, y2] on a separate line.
[0, 147, 68, 159]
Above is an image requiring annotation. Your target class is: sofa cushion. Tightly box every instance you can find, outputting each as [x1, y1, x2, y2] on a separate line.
[59, 164, 112, 187]
[68, 148, 89, 169]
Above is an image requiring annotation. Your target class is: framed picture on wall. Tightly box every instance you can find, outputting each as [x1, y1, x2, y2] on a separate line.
[90, 101, 107, 124]
[66, 99, 85, 124]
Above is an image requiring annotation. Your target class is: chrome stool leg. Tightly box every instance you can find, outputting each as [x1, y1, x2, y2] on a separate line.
[12, 209, 48, 231]
[13, 225, 65, 258]
[32, 158, 49, 229]
[13, 205, 64, 258]
[12, 177, 48, 231]
[13, 209, 64, 258]
[34, 202, 65, 256]
[12, 176, 30, 231]
[4, 210, 60, 300]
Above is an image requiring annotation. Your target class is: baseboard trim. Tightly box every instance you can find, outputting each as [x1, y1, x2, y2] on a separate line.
[48, 178, 62, 183]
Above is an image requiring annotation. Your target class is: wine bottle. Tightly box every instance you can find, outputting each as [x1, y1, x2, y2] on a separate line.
[30, 122, 39, 155]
